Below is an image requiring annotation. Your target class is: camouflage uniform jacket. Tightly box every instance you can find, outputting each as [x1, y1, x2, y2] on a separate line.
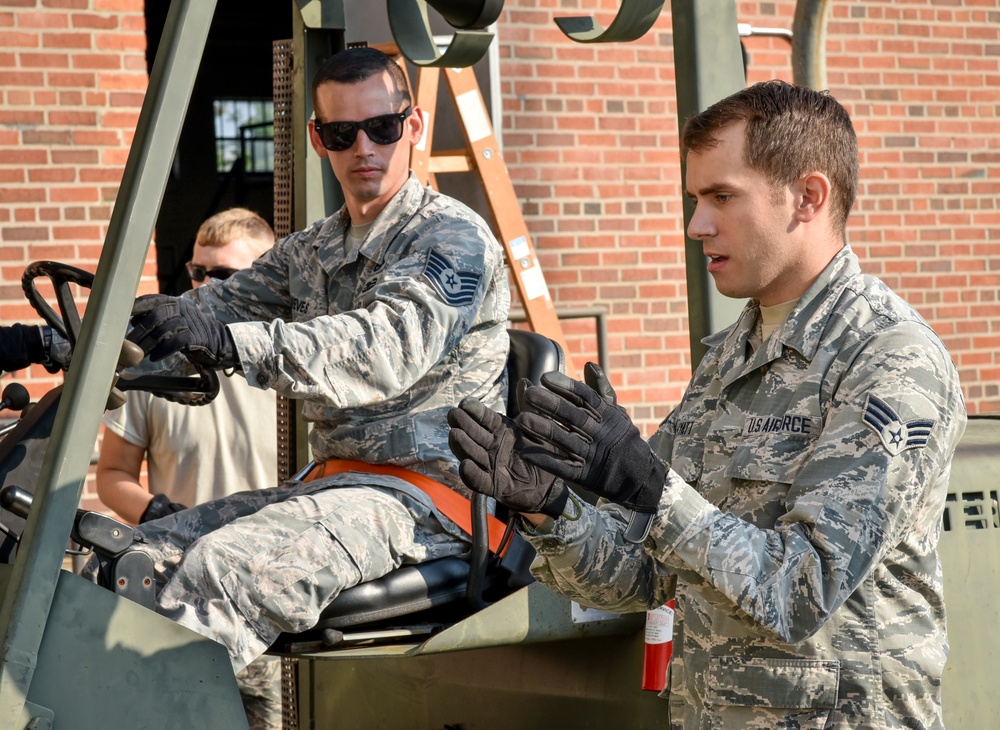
[524, 246, 966, 729]
[187, 174, 510, 496]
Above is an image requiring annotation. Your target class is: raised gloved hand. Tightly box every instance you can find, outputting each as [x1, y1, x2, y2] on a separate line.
[518, 362, 665, 514]
[447, 396, 569, 518]
[127, 294, 238, 370]
[139, 493, 188, 523]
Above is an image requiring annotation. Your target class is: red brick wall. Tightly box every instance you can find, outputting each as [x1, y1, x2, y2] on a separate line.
[498, 0, 1000, 435]
[824, 0, 1000, 416]
[0, 0, 154, 511]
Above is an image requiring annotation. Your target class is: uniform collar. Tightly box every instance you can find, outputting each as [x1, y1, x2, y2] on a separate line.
[777, 245, 858, 361]
[706, 245, 858, 380]
[355, 173, 425, 262]
[314, 173, 425, 273]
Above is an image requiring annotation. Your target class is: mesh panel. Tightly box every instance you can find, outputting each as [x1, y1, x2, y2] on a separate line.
[280, 656, 300, 730]
[272, 38, 297, 487]
[274, 41, 300, 730]
[272, 39, 294, 239]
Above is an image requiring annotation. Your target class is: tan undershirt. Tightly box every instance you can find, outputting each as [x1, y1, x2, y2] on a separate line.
[346, 219, 374, 258]
[760, 298, 799, 341]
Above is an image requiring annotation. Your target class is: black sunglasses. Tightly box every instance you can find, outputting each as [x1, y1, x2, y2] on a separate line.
[186, 262, 238, 283]
[313, 107, 412, 152]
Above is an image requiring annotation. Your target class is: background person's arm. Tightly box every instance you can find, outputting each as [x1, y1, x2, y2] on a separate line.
[95, 429, 151, 526]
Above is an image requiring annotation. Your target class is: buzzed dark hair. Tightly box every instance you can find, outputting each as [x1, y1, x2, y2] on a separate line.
[682, 80, 859, 235]
[310, 47, 411, 117]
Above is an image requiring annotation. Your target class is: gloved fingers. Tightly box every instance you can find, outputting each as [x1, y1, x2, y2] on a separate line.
[457, 458, 494, 497]
[448, 423, 492, 470]
[515, 377, 531, 415]
[130, 293, 177, 318]
[175, 297, 216, 335]
[453, 395, 504, 432]
[129, 315, 190, 360]
[127, 303, 183, 346]
[583, 362, 617, 405]
[448, 398, 506, 445]
[130, 326, 188, 360]
[126, 313, 160, 348]
[147, 335, 194, 362]
[538, 370, 604, 415]
[519, 443, 583, 485]
[446, 403, 468, 431]
[520, 383, 599, 437]
[517, 410, 591, 456]
[128, 299, 182, 346]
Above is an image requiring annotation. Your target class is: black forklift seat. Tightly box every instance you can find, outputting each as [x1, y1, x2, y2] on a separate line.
[272, 328, 565, 647]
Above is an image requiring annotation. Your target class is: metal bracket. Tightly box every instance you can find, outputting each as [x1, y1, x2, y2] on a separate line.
[20, 701, 54, 730]
[388, 0, 495, 67]
[554, 0, 665, 43]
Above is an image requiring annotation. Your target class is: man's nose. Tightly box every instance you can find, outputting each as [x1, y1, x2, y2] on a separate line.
[687, 205, 715, 240]
[354, 128, 376, 154]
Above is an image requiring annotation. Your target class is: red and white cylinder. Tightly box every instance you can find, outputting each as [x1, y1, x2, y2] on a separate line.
[641, 599, 675, 691]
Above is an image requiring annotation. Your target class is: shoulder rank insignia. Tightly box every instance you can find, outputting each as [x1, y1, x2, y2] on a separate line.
[862, 393, 935, 456]
[422, 248, 480, 307]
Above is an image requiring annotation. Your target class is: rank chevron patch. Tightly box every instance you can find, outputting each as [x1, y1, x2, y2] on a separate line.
[422, 248, 481, 307]
[861, 392, 935, 456]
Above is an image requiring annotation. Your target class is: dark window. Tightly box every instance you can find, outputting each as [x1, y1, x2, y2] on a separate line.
[213, 98, 274, 174]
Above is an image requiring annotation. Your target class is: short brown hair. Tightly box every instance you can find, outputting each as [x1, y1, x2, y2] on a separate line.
[682, 80, 859, 234]
[310, 46, 411, 119]
[195, 208, 275, 257]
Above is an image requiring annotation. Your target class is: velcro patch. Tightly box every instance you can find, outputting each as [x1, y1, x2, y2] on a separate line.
[861, 393, 935, 456]
[422, 249, 481, 307]
[743, 413, 822, 438]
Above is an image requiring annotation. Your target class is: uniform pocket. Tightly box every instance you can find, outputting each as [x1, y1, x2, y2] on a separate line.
[726, 432, 814, 485]
[220, 518, 362, 635]
[706, 655, 839, 730]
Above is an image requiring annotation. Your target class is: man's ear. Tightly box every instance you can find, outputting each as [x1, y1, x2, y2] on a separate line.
[407, 106, 425, 147]
[307, 119, 329, 159]
[793, 171, 831, 223]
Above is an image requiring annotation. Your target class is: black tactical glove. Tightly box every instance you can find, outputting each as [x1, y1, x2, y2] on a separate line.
[518, 362, 665, 514]
[139, 493, 188, 523]
[0, 323, 51, 373]
[127, 294, 238, 370]
[447, 396, 569, 518]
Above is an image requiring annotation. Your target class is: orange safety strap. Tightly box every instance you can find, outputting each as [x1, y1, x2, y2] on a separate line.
[305, 459, 509, 555]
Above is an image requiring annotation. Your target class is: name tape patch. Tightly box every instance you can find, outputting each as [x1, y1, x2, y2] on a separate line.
[742, 413, 822, 438]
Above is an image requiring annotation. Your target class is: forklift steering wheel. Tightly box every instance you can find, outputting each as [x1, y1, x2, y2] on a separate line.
[21, 261, 220, 406]
[22, 260, 93, 349]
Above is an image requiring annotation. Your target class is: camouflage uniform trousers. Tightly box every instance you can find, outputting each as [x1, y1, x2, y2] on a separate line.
[237, 654, 282, 730]
[103, 476, 469, 674]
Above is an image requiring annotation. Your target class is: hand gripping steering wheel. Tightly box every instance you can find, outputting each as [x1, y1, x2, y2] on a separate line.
[21, 261, 220, 407]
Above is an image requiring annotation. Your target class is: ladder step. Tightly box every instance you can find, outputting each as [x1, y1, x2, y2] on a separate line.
[429, 152, 474, 173]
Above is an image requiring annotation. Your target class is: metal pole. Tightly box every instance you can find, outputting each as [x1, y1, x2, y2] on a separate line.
[0, 0, 218, 719]
[670, 0, 748, 365]
[792, 0, 830, 90]
[293, 0, 346, 229]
